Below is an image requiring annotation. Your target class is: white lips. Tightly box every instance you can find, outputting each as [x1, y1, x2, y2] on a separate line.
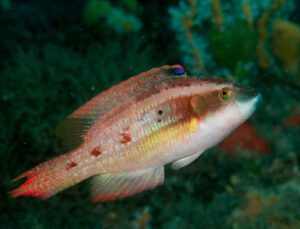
[237, 94, 261, 118]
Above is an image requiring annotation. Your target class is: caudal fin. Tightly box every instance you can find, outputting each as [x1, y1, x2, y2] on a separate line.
[9, 149, 92, 199]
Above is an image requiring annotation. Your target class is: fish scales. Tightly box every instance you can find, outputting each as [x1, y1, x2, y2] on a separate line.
[84, 79, 218, 172]
[86, 77, 230, 151]
[10, 65, 260, 201]
[98, 97, 194, 173]
[68, 65, 185, 121]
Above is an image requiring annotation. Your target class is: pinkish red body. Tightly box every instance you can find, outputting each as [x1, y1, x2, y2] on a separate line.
[10, 65, 260, 202]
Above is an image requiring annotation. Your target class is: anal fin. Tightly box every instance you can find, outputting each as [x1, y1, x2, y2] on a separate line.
[91, 167, 164, 202]
[171, 151, 203, 170]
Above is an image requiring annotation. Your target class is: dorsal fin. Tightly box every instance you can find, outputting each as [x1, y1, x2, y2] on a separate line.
[56, 117, 92, 151]
[56, 65, 187, 151]
[68, 65, 186, 119]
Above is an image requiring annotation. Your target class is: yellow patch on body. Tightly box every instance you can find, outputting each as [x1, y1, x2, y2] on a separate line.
[104, 120, 192, 172]
[189, 117, 200, 132]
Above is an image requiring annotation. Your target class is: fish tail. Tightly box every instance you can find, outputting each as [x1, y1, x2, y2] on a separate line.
[9, 148, 93, 199]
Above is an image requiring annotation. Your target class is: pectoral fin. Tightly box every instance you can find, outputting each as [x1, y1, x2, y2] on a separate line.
[91, 167, 164, 202]
[171, 151, 203, 170]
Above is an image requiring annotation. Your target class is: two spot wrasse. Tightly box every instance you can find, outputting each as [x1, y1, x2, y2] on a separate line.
[10, 65, 261, 202]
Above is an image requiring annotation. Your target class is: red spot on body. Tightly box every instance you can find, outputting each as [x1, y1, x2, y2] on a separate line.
[120, 132, 131, 144]
[91, 147, 102, 157]
[66, 162, 77, 170]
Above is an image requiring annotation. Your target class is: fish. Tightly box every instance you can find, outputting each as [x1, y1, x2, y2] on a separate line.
[9, 65, 261, 202]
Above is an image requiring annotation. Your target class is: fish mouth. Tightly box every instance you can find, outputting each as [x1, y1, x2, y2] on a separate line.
[236, 86, 259, 103]
[235, 86, 262, 115]
[236, 87, 259, 103]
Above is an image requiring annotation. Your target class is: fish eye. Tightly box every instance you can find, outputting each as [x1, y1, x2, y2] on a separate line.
[220, 87, 232, 101]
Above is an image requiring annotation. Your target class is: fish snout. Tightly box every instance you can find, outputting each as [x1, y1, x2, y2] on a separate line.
[235, 86, 262, 117]
[236, 86, 261, 105]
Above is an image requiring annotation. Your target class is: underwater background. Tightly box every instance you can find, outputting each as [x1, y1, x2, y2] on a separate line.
[1, 0, 300, 228]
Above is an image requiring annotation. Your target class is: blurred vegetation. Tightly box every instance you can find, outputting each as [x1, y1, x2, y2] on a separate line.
[1, 0, 300, 228]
